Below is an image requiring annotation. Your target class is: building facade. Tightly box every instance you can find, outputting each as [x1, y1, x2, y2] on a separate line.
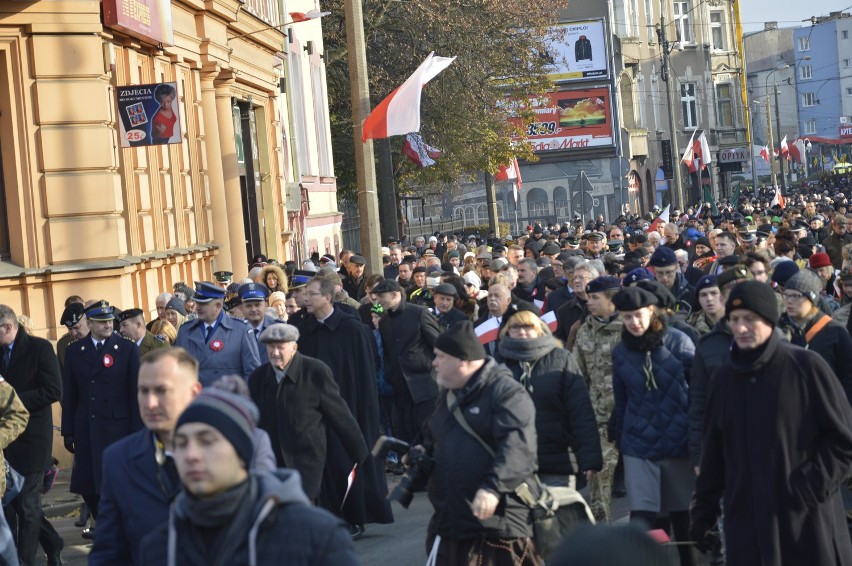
[0, 0, 339, 337]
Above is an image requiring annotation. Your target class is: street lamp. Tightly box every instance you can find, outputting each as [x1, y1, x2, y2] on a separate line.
[804, 137, 813, 179]
[656, 22, 685, 210]
[764, 63, 789, 194]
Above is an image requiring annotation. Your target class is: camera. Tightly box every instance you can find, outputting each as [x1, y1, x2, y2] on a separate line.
[372, 435, 434, 509]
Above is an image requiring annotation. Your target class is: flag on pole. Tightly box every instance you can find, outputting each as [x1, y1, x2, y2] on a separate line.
[789, 138, 806, 164]
[289, 9, 330, 23]
[649, 205, 670, 233]
[341, 463, 358, 510]
[474, 317, 500, 344]
[402, 133, 442, 167]
[495, 158, 523, 203]
[696, 132, 712, 170]
[760, 145, 770, 162]
[770, 191, 786, 209]
[541, 310, 558, 332]
[731, 185, 741, 208]
[681, 131, 697, 173]
[362, 52, 456, 142]
[780, 136, 789, 160]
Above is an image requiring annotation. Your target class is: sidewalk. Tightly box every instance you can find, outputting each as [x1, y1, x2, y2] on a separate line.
[42, 469, 82, 521]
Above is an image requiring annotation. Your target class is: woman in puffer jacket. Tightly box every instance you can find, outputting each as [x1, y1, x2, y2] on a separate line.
[260, 264, 288, 294]
[496, 304, 602, 488]
[611, 287, 696, 566]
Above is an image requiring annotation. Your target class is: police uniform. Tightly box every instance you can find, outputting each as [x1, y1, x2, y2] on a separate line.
[238, 282, 285, 364]
[61, 301, 143, 511]
[175, 282, 261, 387]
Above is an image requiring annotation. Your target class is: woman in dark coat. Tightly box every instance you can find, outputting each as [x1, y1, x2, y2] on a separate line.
[611, 287, 696, 566]
[496, 306, 602, 487]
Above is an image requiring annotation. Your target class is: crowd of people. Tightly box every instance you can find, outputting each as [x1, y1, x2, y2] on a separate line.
[1, 180, 852, 564]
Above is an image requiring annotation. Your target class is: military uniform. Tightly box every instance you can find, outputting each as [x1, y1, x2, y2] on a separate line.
[137, 331, 167, 357]
[573, 312, 623, 522]
[0, 377, 29, 494]
[175, 312, 260, 387]
[686, 310, 715, 336]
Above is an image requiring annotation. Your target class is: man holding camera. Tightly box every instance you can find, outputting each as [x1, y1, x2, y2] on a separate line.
[420, 321, 540, 564]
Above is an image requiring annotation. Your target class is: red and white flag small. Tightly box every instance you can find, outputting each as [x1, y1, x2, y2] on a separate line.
[770, 191, 786, 209]
[541, 311, 558, 332]
[760, 145, 770, 162]
[495, 158, 523, 203]
[341, 463, 358, 510]
[289, 9, 330, 23]
[475, 317, 500, 344]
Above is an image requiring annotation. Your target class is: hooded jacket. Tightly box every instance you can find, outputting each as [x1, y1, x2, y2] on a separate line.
[259, 264, 288, 294]
[139, 469, 358, 566]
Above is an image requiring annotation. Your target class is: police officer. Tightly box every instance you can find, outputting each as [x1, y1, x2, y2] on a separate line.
[61, 300, 143, 533]
[239, 282, 284, 364]
[174, 282, 261, 387]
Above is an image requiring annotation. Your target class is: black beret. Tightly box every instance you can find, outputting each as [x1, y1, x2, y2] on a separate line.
[725, 280, 779, 325]
[636, 280, 677, 309]
[435, 321, 486, 361]
[612, 287, 658, 311]
[116, 308, 144, 324]
[60, 303, 85, 327]
[648, 247, 677, 267]
[586, 276, 621, 294]
[694, 275, 718, 295]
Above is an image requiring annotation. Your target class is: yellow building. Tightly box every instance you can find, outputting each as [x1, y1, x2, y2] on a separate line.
[0, 0, 340, 337]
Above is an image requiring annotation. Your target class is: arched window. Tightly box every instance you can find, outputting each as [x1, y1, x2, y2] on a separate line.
[553, 186, 568, 218]
[526, 188, 549, 218]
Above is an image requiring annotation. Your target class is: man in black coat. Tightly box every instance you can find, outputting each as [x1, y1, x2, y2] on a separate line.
[249, 323, 368, 502]
[296, 278, 393, 535]
[0, 306, 63, 566]
[691, 281, 852, 565]
[432, 283, 468, 330]
[372, 279, 441, 444]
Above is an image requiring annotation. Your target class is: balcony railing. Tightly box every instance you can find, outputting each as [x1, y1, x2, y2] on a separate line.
[241, 0, 280, 28]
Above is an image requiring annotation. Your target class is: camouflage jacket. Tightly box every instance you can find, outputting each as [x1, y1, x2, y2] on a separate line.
[0, 377, 29, 495]
[572, 313, 623, 425]
[687, 311, 715, 336]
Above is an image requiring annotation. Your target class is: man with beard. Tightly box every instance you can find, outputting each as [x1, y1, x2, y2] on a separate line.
[296, 277, 393, 537]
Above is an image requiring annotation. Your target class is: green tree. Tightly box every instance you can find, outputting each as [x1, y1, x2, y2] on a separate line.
[322, 0, 563, 201]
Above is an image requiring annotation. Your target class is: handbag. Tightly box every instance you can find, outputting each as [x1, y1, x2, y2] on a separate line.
[446, 391, 595, 559]
[3, 459, 23, 506]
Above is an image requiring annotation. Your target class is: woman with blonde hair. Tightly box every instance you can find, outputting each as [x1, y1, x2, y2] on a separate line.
[260, 263, 288, 294]
[149, 319, 177, 345]
[163, 297, 186, 330]
[496, 305, 601, 489]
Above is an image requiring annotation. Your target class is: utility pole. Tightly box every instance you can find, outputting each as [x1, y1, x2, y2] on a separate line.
[657, 17, 684, 210]
[344, 0, 382, 270]
[765, 89, 778, 190]
[485, 173, 500, 238]
[773, 82, 786, 195]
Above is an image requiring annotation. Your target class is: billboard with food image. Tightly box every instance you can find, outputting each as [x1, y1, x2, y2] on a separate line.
[516, 87, 614, 153]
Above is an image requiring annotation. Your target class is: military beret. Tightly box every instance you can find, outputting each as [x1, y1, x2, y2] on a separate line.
[116, 308, 143, 324]
[194, 281, 226, 303]
[213, 271, 233, 283]
[349, 255, 367, 266]
[371, 279, 403, 294]
[258, 323, 299, 343]
[586, 276, 621, 294]
[636, 280, 677, 310]
[695, 275, 719, 295]
[612, 287, 658, 311]
[623, 267, 655, 286]
[60, 303, 85, 327]
[648, 246, 677, 268]
[84, 300, 115, 321]
[433, 283, 458, 297]
[238, 282, 270, 302]
[448, 250, 460, 259]
[717, 264, 753, 288]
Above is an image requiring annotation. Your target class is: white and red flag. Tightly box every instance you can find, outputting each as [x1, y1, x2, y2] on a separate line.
[648, 205, 670, 233]
[780, 136, 789, 160]
[760, 145, 771, 162]
[681, 131, 697, 173]
[541, 310, 558, 332]
[362, 52, 456, 142]
[788, 138, 806, 164]
[402, 133, 442, 167]
[289, 9, 330, 23]
[495, 158, 523, 203]
[696, 132, 712, 170]
[474, 317, 500, 345]
[770, 191, 786, 209]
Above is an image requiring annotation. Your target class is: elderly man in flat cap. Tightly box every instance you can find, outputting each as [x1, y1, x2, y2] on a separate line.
[247, 324, 368, 504]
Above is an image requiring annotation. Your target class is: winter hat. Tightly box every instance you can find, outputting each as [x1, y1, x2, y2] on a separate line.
[623, 267, 655, 286]
[717, 264, 753, 288]
[808, 252, 832, 269]
[695, 236, 712, 250]
[463, 271, 482, 289]
[771, 260, 800, 286]
[648, 247, 677, 268]
[612, 287, 658, 311]
[694, 274, 719, 295]
[784, 270, 823, 305]
[176, 390, 256, 465]
[725, 280, 779, 325]
[435, 321, 486, 361]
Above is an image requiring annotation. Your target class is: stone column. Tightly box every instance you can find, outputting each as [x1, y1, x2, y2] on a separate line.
[200, 65, 232, 271]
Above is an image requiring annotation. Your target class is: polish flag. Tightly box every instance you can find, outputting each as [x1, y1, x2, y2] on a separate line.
[681, 131, 697, 173]
[541, 310, 558, 332]
[362, 52, 456, 142]
[475, 317, 500, 344]
[788, 138, 806, 164]
[289, 9, 330, 23]
[780, 136, 789, 160]
[770, 191, 786, 209]
[495, 158, 523, 203]
[341, 463, 358, 509]
[696, 132, 712, 170]
[402, 133, 442, 167]
[649, 204, 670, 233]
[760, 145, 770, 162]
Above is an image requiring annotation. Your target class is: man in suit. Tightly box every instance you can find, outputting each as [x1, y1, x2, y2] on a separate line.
[175, 282, 260, 387]
[117, 308, 167, 357]
[61, 301, 143, 535]
[90, 347, 202, 566]
[0, 306, 63, 566]
[248, 324, 367, 502]
[238, 283, 284, 364]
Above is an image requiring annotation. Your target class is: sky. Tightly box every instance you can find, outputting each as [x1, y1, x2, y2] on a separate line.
[739, 0, 852, 33]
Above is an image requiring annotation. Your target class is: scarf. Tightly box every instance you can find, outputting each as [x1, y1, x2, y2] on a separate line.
[498, 335, 558, 394]
[621, 325, 666, 391]
[174, 476, 258, 566]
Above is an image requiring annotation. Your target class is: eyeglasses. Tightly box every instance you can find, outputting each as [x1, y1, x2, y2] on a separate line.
[508, 324, 537, 332]
[782, 292, 805, 302]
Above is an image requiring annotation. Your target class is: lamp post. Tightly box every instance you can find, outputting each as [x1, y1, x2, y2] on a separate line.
[656, 21, 684, 210]
[764, 64, 789, 195]
[804, 137, 813, 179]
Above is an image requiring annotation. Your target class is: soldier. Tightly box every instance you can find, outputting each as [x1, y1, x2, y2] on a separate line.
[213, 270, 233, 290]
[174, 282, 261, 387]
[686, 276, 723, 336]
[238, 282, 284, 364]
[0, 375, 29, 565]
[61, 301, 143, 534]
[117, 308, 168, 356]
[572, 276, 623, 522]
[57, 302, 87, 373]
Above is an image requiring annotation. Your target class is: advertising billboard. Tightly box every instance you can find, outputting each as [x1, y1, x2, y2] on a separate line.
[544, 20, 608, 82]
[116, 82, 182, 148]
[517, 87, 614, 153]
[103, 0, 174, 47]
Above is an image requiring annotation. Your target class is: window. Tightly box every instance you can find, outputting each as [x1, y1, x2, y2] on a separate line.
[846, 87, 852, 95]
[804, 119, 817, 134]
[716, 84, 733, 127]
[803, 92, 816, 107]
[288, 48, 310, 173]
[629, 0, 639, 36]
[843, 30, 849, 39]
[798, 36, 810, 51]
[681, 82, 698, 128]
[310, 62, 332, 177]
[673, 1, 692, 43]
[800, 65, 812, 80]
[710, 12, 725, 50]
[845, 59, 851, 68]
[645, 0, 655, 41]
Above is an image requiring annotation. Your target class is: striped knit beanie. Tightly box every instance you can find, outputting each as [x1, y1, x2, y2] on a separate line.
[176, 389, 255, 465]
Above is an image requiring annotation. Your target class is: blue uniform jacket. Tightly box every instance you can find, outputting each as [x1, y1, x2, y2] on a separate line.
[175, 312, 261, 386]
[249, 314, 285, 365]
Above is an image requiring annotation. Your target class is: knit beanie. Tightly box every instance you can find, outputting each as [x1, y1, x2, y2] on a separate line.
[808, 252, 832, 269]
[435, 321, 486, 361]
[725, 280, 779, 325]
[771, 260, 800, 286]
[176, 390, 256, 465]
[166, 296, 186, 316]
[784, 269, 823, 305]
